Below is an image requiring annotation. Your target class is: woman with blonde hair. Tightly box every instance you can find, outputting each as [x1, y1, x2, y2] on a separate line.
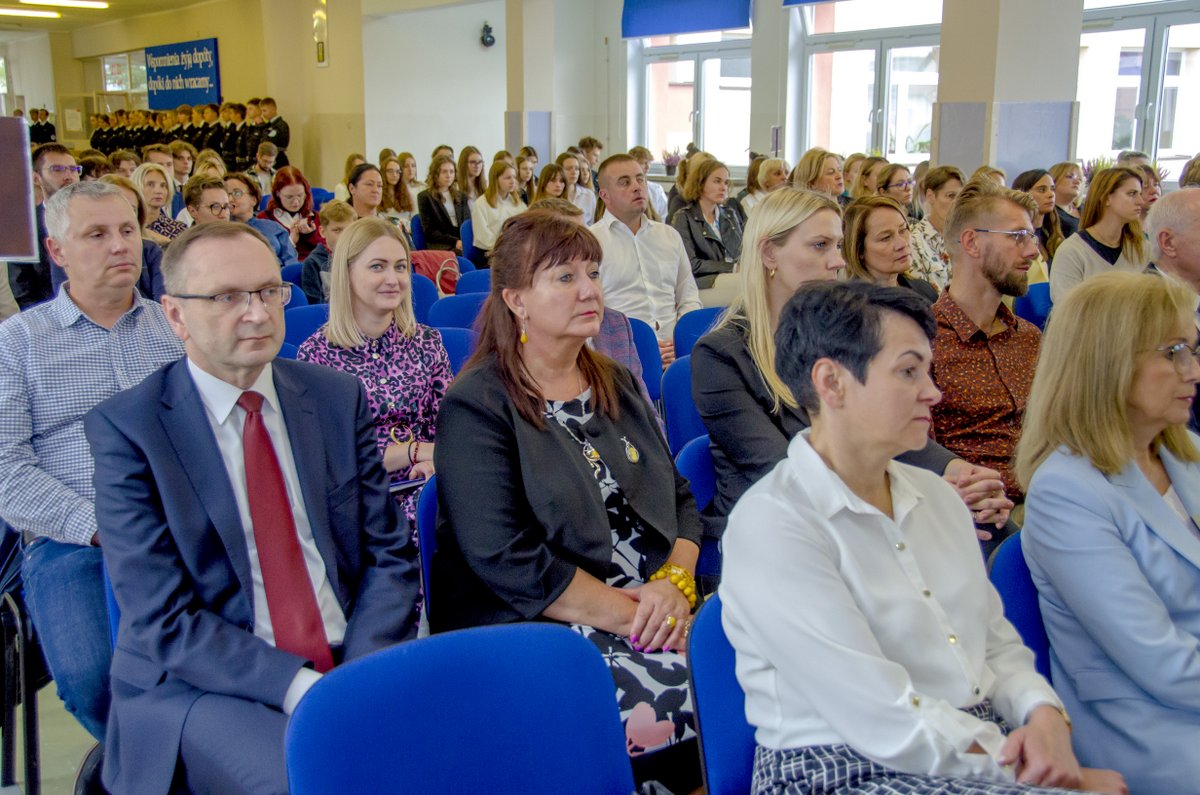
[468, 159, 527, 266]
[669, 150, 712, 219]
[296, 216, 451, 525]
[841, 152, 867, 201]
[852, 155, 889, 199]
[133, 161, 188, 242]
[842, 196, 937, 301]
[456, 146, 487, 208]
[790, 147, 844, 200]
[1049, 166, 1147, 303]
[691, 188, 1011, 541]
[1017, 270, 1200, 795]
[1048, 161, 1083, 238]
[741, 157, 789, 217]
[876, 162, 917, 220]
[971, 165, 1007, 186]
[192, 150, 226, 178]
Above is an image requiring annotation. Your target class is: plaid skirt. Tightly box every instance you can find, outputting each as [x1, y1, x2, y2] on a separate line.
[751, 701, 1081, 795]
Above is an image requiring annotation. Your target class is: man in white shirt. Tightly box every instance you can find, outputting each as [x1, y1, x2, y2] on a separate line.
[84, 221, 421, 794]
[592, 154, 702, 366]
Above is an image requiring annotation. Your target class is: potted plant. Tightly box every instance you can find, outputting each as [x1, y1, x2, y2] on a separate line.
[662, 148, 682, 177]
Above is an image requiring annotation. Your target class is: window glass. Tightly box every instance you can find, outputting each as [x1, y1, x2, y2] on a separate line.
[644, 59, 696, 165]
[700, 55, 752, 164]
[808, 49, 876, 156]
[1156, 22, 1200, 181]
[885, 45, 939, 166]
[1077, 28, 1146, 161]
[643, 29, 750, 47]
[102, 54, 130, 92]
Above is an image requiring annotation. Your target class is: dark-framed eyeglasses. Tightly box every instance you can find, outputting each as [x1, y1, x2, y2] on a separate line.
[169, 283, 292, 311]
[203, 203, 231, 216]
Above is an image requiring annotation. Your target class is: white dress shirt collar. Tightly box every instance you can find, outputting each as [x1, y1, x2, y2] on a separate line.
[187, 360, 279, 424]
[787, 430, 922, 523]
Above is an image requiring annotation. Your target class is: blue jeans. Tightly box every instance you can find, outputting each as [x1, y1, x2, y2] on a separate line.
[22, 537, 111, 742]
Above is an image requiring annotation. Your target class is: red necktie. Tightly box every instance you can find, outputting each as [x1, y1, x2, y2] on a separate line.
[237, 391, 334, 673]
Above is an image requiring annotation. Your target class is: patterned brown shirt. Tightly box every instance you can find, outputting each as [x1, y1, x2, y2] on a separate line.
[930, 292, 1040, 500]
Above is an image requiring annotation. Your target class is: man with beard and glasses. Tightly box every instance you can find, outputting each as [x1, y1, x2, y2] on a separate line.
[930, 177, 1041, 509]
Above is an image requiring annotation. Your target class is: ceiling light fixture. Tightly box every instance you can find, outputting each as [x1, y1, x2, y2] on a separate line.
[0, 7, 62, 17]
[19, 0, 108, 9]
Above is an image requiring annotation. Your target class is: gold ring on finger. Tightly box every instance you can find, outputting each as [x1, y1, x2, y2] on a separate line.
[664, 615, 677, 629]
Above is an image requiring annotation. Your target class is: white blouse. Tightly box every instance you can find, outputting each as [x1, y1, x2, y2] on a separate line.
[469, 195, 527, 251]
[569, 186, 598, 225]
[720, 431, 1061, 782]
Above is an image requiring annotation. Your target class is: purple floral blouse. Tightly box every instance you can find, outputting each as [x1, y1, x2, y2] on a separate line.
[296, 321, 451, 521]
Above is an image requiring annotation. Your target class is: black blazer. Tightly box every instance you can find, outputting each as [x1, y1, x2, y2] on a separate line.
[897, 272, 939, 303]
[669, 201, 744, 289]
[417, 189, 470, 251]
[692, 321, 957, 538]
[431, 358, 702, 632]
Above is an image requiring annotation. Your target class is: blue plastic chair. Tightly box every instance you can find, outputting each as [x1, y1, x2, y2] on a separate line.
[688, 593, 756, 795]
[311, 187, 334, 212]
[428, 292, 488, 330]
[1013, 282, 1052, 330]
[455, 256, 476, 274]
[284, 304, 329, 348]
[662, 356, 706, 455]
[460, 218, 474, 253]
[456, 269, 491, 294]
[627, 317, 664, 401]
[284, 286, 308, 309]
[277, 342, 299, 360]
[676, 435, 721, 577]
[674, 306, 722, 358]
[281, 263, 304, 288]
[286, 624, 635, 795]
[989, 532, 1052, 681]
[411, 272, 438, 325]
[416, 476, 438, 620]
[410, 215, 426, 250]
[436, 327, 476, 375]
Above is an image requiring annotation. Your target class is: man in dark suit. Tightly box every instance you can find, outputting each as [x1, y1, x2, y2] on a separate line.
[259, 97, 290, 167]
[85, 221, 421, 794]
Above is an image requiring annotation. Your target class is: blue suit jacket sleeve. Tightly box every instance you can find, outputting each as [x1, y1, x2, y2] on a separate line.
[85, 401, 306, 708]
[1022, 453, 1200, 712]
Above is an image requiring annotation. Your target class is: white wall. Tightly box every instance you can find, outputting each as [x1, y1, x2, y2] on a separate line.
[362, 0, 507, 175]
[1, 34, 56, 112]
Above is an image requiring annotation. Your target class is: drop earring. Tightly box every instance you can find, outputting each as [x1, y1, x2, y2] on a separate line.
[519, 315, 528, 344]
[768, 267, 778, 279]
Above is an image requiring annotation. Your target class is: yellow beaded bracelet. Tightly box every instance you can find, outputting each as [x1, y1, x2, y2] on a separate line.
[649, 563, 697, 609]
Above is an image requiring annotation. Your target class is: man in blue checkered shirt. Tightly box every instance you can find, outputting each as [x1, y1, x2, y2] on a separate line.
[0, 181, 183, 746]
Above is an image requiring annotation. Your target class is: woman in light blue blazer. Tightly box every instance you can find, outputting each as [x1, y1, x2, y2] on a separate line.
[1016, 270, 1200, 795]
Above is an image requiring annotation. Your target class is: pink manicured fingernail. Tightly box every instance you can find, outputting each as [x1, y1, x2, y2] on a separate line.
[631, 635, 639, 644]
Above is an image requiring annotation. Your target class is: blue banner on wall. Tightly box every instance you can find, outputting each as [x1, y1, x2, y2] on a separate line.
[145, 38, 221, 109]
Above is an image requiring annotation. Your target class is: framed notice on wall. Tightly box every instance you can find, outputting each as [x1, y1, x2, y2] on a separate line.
[145, 38, 221, 109]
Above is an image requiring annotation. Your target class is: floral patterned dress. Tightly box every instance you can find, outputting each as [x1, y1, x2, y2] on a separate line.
[545, 389, 696, 759]
[295, 321, 451, 527]
[909, 216, 951, 291]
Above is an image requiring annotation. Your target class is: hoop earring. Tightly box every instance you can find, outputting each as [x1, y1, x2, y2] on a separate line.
[768, 268, 778, 279]
[519, 315, 528, 344]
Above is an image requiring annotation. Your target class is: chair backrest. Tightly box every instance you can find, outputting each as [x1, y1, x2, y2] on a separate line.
[415, 476, 438, 620]
[674, 306, 723, 358]
[311, 187, 334, 212]
[455, 255, 476, 273]
[428, 292, 488, 330]
[277, 342, 299, 360]
[675, 435, 715, 510]
[410, 214, 426, 250]
[284, 285, 308, 309]
[988, 532, 1052, 680]
[688, 593, 756, 795]
[627, 317, 664, 401]
[436, 328, 476, 375]
[286, 624, 634, 795]
[456, 268, 491, 294]
[460, 218, 474, 253]
[283, 304, 330, 348]
[1013, 281, 1051, 330]
[281, 263, 304, 288]
[662, 355, 706, 455]
[410, 272, 439, 324]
